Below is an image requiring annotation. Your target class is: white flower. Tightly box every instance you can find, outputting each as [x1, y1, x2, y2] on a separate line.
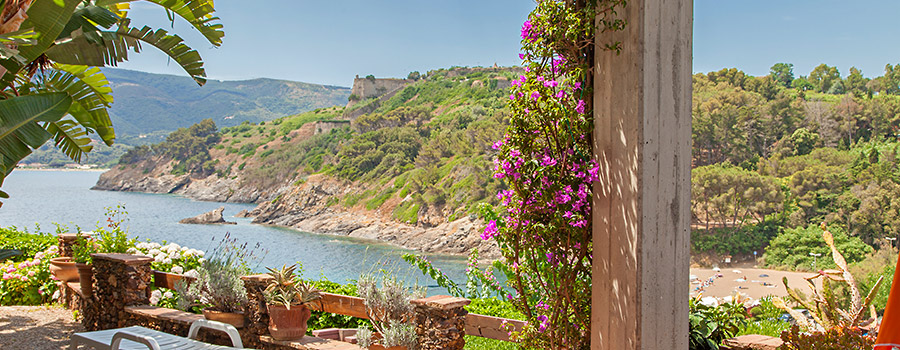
[148, 249, 161, 256]
[155, 253, 167, 262]
[171, 266, 184, 274]
[198, 258, 206, 264]
[162, 258, 172, 265]
[150, 290, 162, 305]
[181, 247, 188, 252]
[126, 248, 137, 254]
[163, 291, 174, 299]
[168, 251, 179, 259]
[184, 269, 200, 279]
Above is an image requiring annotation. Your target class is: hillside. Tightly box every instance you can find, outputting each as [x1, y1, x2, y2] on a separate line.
[94, 66, 520, 257]
[103, 68, 351, 136]
[21, 69, 351, 167]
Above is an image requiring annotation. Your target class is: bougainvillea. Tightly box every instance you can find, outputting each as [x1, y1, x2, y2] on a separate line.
[481, 1, 626, 348]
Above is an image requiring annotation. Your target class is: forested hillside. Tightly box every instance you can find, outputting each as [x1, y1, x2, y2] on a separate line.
[690, 63, 900, 272]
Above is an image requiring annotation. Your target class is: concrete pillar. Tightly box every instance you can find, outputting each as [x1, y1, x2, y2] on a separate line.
[591, 0, 692, 349]
[411, 295, 470, 350]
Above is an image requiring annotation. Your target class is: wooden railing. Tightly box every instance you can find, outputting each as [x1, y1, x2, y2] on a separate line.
[151, 271, 525, 343]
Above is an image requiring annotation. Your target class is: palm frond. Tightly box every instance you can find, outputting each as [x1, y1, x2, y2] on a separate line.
[96, 0, 223, 47]
[56, 5, 121, 44]
[1, 0, 80, 84]
[45, 64, 115, 144]
[45, 21, 207, 85]
[0, 92, 72, 178]
[46, 119, 93, 163]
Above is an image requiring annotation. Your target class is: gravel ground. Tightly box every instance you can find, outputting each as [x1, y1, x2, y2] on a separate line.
[0, 305, 83, 350]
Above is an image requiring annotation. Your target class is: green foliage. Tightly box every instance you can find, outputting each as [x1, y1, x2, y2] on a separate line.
[778, 325, 874, 350]
[688, 299, 747, 350]
[764, 224, 871, 271]
[0, 245, 59, 306]
[0, 227, 57, 262]
[73, 205, 136, 264]
[691, 216, 783, 255]
[304, 277, 366, 331]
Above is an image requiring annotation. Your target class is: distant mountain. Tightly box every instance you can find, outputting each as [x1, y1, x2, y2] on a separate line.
[102, 68, 351, 136]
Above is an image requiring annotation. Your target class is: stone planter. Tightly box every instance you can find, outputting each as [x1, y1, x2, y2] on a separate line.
[49, 257, 79, 282]
[75, 263, 93, 297]
[267, 303, 311, 341]
[203, 309, 245, 329]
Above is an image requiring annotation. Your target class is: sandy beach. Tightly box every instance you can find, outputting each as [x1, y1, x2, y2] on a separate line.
[689, 267, 816, 302]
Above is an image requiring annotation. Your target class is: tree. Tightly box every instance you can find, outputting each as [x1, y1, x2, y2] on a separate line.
[792, 76, 814, 91]
[0, 0, 223, 204]
[809, 64, 841, 93]
[883, 63, 900, 95]
[763, 224, 872, 271]
[790, 128, 820, 156]
[770, 63, 795, 88]
[691, 164, 783, 232]
[844, 67, 869, 97]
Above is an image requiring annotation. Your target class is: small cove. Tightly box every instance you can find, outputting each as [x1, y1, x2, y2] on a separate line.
[0, 170, 470, 293]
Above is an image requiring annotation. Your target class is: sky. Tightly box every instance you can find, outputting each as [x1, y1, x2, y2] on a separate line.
[117, 0, 900, 87]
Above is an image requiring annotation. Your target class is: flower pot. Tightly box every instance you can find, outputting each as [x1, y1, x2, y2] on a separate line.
[368, 345, 406, 350]
[267, 303, 311, 341]
[75, 263, 93, 297]
[202, 309, 245, 328]
[49, 257, 79, 282]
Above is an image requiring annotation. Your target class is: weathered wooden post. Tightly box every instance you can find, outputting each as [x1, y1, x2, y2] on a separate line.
[591, 0, 692, 349]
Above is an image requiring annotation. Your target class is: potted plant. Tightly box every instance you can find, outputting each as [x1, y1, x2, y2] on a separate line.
[176, 234, 265, 328]
[72, 234, 98, 296]
[264, 264, 323, 341]
[355, 271, 423, 350]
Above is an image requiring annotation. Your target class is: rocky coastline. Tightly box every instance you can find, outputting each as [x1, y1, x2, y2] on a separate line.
[93, 165, 500, 259]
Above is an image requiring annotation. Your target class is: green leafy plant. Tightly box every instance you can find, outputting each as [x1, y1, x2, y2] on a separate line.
[72, 205, 135, 264]
[688, 298, 748, 350]
[0, 226, 56, 262]
[264, 264, 322, 310]
[0, 245, 59, 305]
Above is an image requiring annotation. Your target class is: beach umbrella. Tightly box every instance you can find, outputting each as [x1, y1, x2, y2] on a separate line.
[875, 249, 900, 349]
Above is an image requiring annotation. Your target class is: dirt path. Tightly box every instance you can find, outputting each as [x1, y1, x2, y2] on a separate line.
[0, 305, 83, 350]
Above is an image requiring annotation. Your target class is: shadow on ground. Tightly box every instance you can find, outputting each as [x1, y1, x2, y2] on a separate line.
[0, 306, 83, 350]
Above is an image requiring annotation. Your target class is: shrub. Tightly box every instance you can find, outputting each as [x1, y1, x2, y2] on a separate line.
[0, 227, 56, 263]
[689, 298, 747, 350]
[763, 224, 872, 271]
[0, 245, 59, 305]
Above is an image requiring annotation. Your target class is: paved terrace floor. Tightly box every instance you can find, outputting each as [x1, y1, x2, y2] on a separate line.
[0, 305, 83, 350]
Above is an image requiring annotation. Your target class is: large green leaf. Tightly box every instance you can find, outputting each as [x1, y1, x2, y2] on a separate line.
[96, 0, 224, 47]
[1, 0, 81, 83]
[0, 93, 73, 178]
[45, 64, 115, 144]
[47, 119, 94, 163]
[46, 22, 207, 85]
[57, 5, 121, 44]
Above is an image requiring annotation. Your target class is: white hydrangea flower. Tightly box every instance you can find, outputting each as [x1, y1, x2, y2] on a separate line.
[184, 269, 200, 279]
[155, 253, 167, 262]
[126, 248, 137, 254]
[162, 258, 172, 265]
[148, 242, 161, 249]
[180, 247, 188, 252]
[171, 266, 184, 274]
[148, 249, 161, 256]
[150, 290, 162, 305]
[163, 291, 174, 299]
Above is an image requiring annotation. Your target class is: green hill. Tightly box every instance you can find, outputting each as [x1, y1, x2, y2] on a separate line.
[103, 68, 351, 136]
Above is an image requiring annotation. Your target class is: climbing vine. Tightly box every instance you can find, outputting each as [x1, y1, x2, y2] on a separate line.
[481, 1, 626, 348]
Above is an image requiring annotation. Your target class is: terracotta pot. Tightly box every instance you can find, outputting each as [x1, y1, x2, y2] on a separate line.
[267, 303, 311, 341]
[75, 263, 93, 297]
[49, 257, 79, 282]
[368, 345, 406, 350]
[202, 309, 245, 328]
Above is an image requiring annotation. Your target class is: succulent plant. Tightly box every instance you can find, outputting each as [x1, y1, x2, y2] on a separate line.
[264, 264, 322, 310]
[774, 223, 884, 331]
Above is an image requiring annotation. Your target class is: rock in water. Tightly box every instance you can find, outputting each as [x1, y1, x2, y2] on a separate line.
[179, 207, 236, 225]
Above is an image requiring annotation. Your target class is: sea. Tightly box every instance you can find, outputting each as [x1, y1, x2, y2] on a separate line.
[0, 170, 471, 294]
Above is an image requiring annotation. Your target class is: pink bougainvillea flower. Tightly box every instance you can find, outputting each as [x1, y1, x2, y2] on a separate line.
[481, 220, 499, 240]
[575, 100, 586, 114]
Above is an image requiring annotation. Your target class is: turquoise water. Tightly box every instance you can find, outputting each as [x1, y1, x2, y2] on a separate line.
[0, 170, 469, 293]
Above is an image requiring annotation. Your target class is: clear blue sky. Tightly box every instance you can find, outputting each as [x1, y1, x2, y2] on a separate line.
[118, 1, 900, 87]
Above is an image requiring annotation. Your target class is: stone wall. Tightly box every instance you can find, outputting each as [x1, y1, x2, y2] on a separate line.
[314, 120, 350, 135]
[82, 253, 153, 331]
